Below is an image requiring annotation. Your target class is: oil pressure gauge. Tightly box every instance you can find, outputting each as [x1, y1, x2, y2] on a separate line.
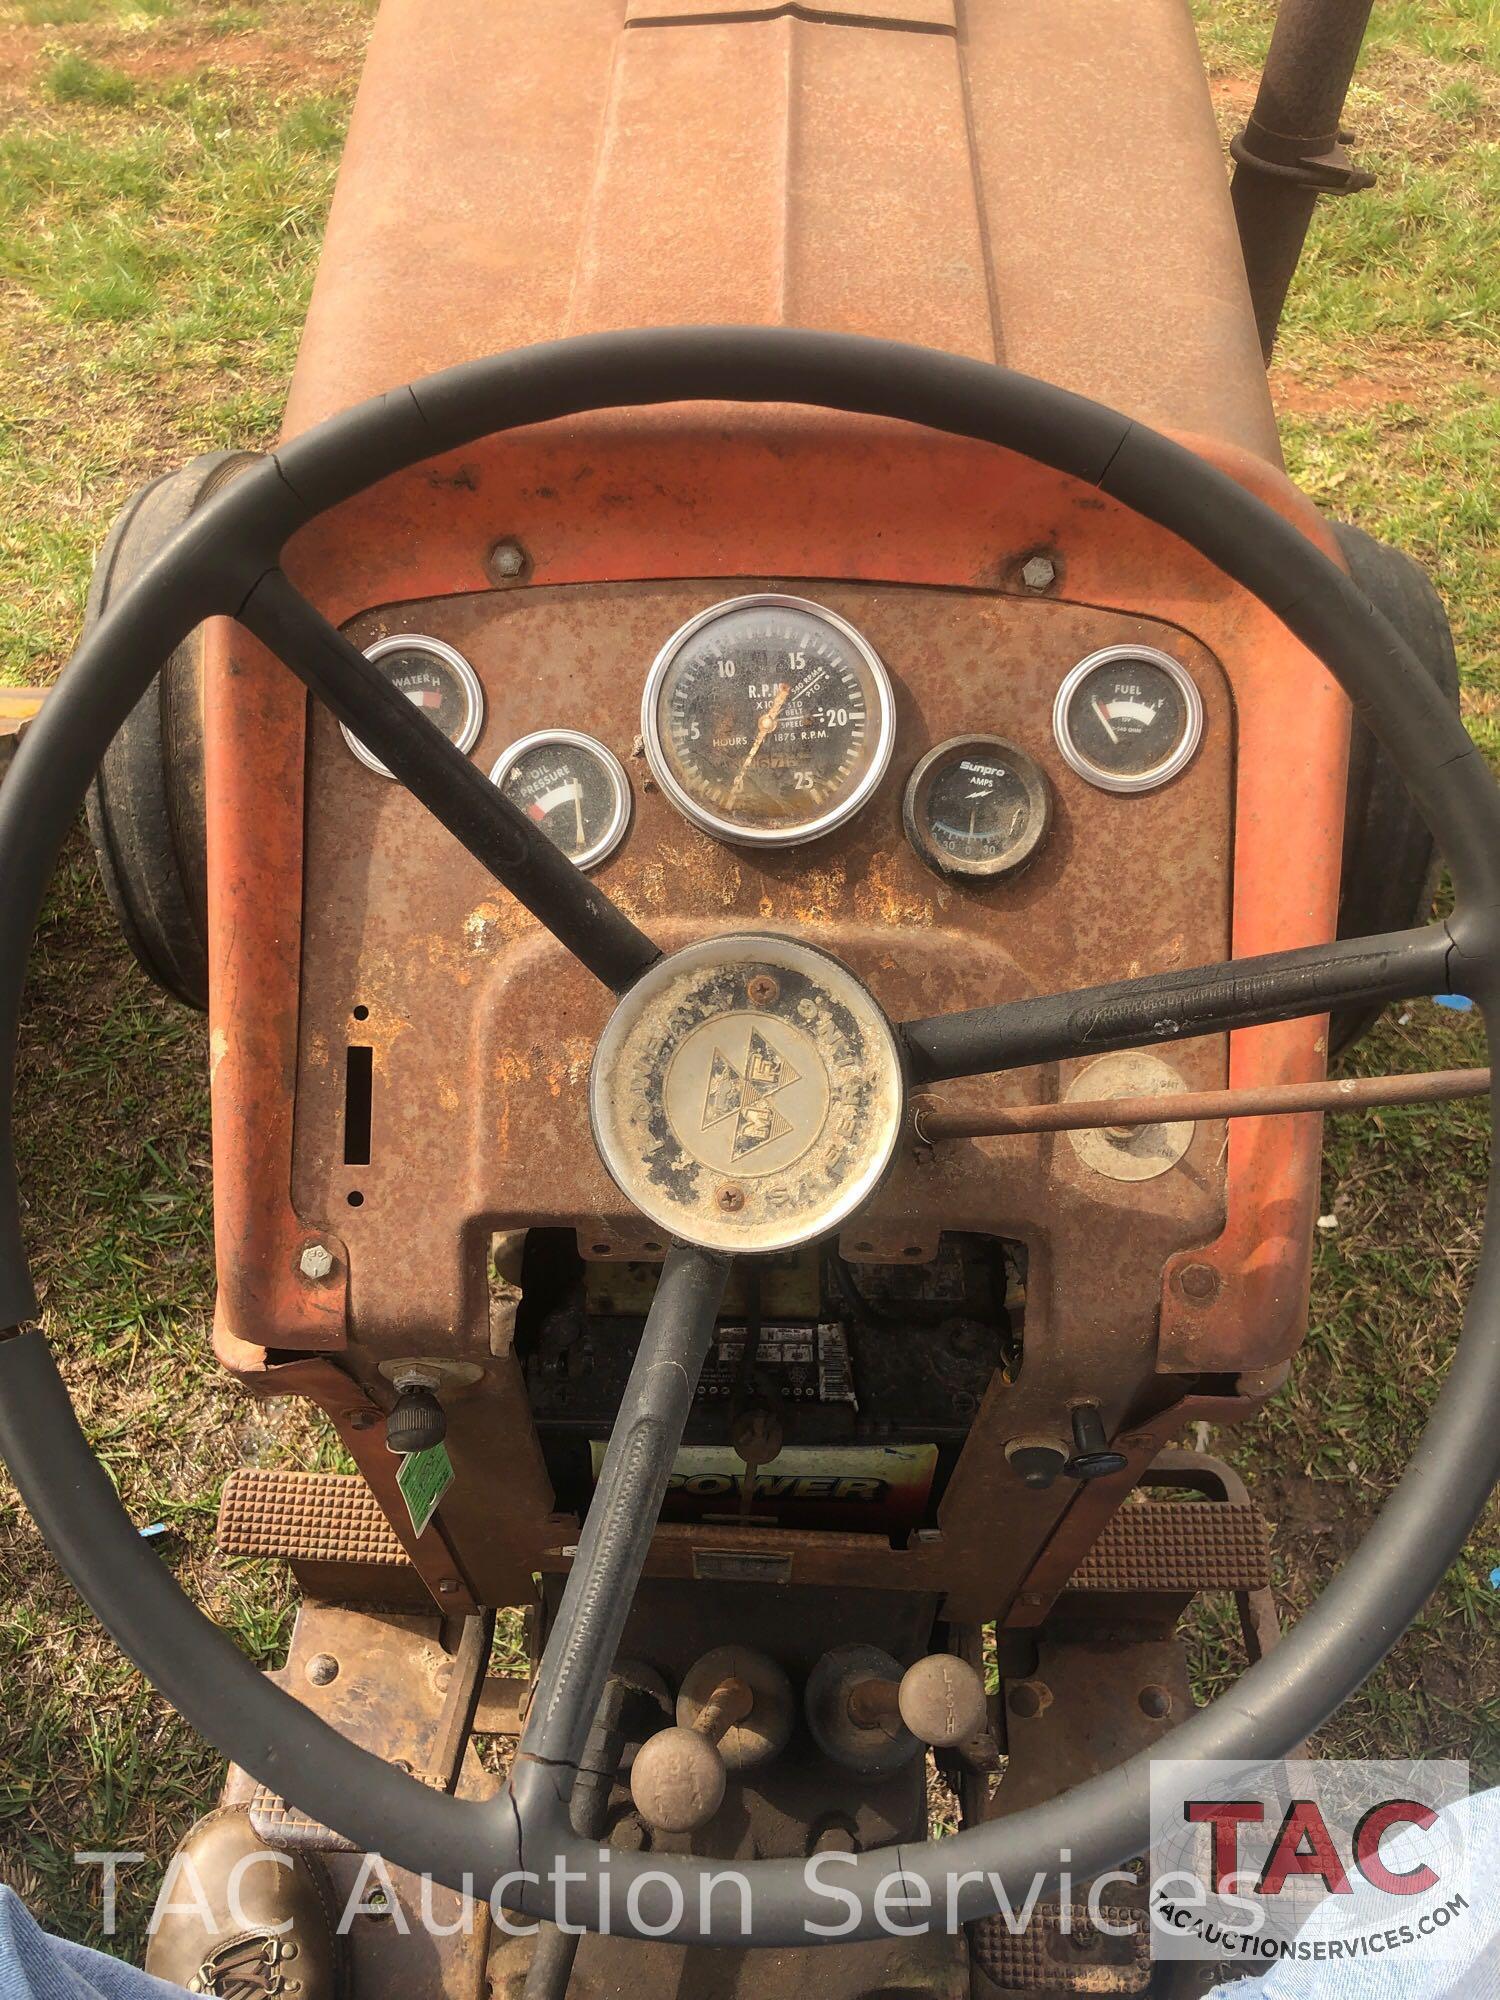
[490, 729, 631, 871]
[642, 594, 896, 847]
[903, 736, 1051, 880]
[340, 634, 485, 778]
[1053, 646, 1203, 794]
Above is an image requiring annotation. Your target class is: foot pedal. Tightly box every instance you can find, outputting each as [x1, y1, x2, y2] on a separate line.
[218, 1466, 430, 1607]
[1068, 1499, 1270, 1596]
[970, 1903, 1148, 1993]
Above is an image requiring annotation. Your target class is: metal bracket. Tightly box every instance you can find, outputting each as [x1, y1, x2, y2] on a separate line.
[1231, 118, 1375, 196]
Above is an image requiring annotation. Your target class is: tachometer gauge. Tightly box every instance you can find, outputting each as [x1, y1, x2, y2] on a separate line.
[490, 729, 631, 871]
[642, 594, 896, 846]
[1052, 646, 1203, 794]
[340, 634, 485, 778]
[903, 736, 1051, 880]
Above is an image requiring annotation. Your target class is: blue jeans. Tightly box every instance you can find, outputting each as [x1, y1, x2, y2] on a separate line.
[0, 1890, 182, 2000]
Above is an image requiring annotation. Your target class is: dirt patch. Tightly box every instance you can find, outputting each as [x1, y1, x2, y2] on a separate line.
[106, 29, 349, 91]
[0, 21, 44, 110]
[1272, 349, 1498, 417]
[0, 5, 368, 108]
[1210, 70, 1259, 113]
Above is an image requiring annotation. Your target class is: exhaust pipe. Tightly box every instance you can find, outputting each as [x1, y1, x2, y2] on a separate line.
[1230, 0, 1377, 359]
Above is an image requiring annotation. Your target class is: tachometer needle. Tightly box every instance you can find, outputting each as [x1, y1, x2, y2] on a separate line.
[727, 683, 791, 805]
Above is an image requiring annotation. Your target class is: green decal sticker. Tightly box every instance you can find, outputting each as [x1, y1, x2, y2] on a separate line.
[397, 1441, 454, 1539]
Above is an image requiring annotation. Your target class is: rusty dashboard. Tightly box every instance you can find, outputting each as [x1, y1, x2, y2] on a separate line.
[294, 580, 1232, 1339]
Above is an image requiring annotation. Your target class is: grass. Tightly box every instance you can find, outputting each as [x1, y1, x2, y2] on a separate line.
[0, 0, 1496, 1958]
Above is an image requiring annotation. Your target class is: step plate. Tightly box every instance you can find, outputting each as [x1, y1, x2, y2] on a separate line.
[219, 1471, 1269, 1599]
[1067, 1499, 1270, 1595]
[970, 1902, 1149, 1993]
[218, 1467, 407, 1569]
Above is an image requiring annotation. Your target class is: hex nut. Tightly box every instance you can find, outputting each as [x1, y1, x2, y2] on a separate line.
[1020, 554, 1057, 593]
[487, 538, 529, 582]
[1177, 1261, 1222, 1303]
[298, 1243, 335, 1283]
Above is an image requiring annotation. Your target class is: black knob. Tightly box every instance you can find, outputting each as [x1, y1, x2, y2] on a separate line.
[1065, 1405, 1128, 1481]
[1007, 1442, 1069, 1491]
[385, 1386, 446, 1455]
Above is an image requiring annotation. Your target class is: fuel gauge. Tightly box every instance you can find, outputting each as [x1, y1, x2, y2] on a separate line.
[903, 736, 1051, 880]
[490, 729, 632, 871]
[1053, 646, 1203, 794]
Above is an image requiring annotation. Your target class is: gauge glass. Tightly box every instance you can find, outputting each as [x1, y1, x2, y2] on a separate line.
[340, 634, 485, 779]
[903, 736, 1051, 880]
[642, 594, 896, 846]
[490, 729, 631, 871]
[1053, 646, 1203, 794]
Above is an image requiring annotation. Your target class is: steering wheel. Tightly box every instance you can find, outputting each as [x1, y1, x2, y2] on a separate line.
[1, 329, 1496, 1946]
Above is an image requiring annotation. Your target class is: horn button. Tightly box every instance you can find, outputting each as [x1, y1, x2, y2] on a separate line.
[590, 935, 905, 1253]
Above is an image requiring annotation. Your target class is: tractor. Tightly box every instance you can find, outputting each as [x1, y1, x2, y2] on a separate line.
[1, 1, 1495, 1996]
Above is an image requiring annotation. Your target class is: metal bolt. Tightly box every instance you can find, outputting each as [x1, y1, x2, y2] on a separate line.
[1177, 1261, 1222, 1303]
[1019, 553, 1057, 593]
[1007, 1680, 1046, 1719]
[437, 1580, 459, 1596]
[298, 1243, 334, 1283]
[1138, 1684, 1173, 1720]
[746, 973, 780, 1008]
[487, 538, 528, 581]
[305, 1653, 339, 1687]
[716, 1184, 747, 1213]
[345, 1409, 379, 1431]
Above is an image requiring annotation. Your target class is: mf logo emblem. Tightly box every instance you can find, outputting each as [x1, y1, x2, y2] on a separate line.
[701, 1028, 802, 1159]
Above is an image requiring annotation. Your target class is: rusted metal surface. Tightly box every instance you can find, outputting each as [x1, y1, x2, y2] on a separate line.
[221, 1599, 491, 1849]
[626, 0, 957, 22]
[211, 1375, 482, 1613]
[285, 574, 1233, 1611]
[208, 413, 1346, 1616]
[970, 1901, 1150, 1994]
[918, 1065, 1492, 1141]
[283, 0, 1277, 461]
[1232, 0, 1377, 356]
[199, 0, 1352, 1628]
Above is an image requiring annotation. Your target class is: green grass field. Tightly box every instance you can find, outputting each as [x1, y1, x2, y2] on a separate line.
[0, 0, 1496, 1957]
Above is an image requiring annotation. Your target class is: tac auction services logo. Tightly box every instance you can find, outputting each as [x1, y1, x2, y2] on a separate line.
[1149, 1759, 1471, 1968]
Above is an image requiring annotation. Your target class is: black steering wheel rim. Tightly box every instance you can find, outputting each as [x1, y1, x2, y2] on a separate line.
[0, 326, 1495, 1946]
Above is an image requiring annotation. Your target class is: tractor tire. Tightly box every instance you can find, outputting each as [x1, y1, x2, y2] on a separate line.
[84, 452, 257, 1010]
[1330, 521, 1461, 1055]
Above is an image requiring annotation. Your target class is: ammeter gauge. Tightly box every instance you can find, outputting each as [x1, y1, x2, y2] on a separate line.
[642, 594, 896, 847]
[903, 736, 1051, 880]
[340, 634, 485, 778]
[490, 729, 632, 871]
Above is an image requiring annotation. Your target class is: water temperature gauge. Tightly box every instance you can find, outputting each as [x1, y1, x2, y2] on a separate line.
[490, 729, 632, 871]
[340, 634, 485, 778]
[1053, 646, 1203, 794]
[903, 736, 1051, 881]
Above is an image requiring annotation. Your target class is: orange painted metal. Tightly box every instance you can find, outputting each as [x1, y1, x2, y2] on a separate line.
[201, 0, 1350, 1619]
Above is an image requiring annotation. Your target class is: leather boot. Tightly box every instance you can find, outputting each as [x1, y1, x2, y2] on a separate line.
[143, 1808, 343, 1999]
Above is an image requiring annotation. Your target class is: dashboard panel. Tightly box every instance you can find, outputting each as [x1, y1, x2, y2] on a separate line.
[290, 577, 1234, 1354]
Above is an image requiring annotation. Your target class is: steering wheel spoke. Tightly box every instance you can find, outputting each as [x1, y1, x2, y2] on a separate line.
[237, 568, 660, 995]
[902, 923, 1457, 1084]
[517, 1245, 729, 1798]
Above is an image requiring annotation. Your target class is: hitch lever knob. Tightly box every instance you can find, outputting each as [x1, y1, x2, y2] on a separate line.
[630, 1646, 793, 1835]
